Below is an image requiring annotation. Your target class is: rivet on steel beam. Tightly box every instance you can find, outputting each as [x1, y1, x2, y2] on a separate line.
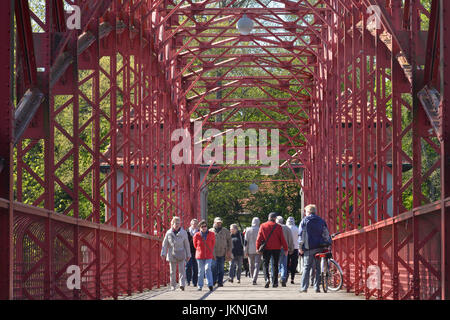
[99, 22, 113, 39]
[77, 31, 96, 56]
[14, 88, 45, 146]
[50, 52, 74, 87]
[0, 157, 4, 174]
[116, 20, 127, 34]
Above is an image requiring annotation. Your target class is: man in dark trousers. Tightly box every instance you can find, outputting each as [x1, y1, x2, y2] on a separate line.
[298, 204, 331, 293]
[256, 212, 288, 288]
[185, 218, 199, 287]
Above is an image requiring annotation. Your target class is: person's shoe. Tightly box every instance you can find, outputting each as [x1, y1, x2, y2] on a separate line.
[187, 282, 190, 286]
[209, 286, 214, 291]
[237, 280, 240, 284]
[252, 281, 257, 285]
[170, 286, 176, 291]
[229, 278, 233, 283]
[264, 281, 270, 288]
[273, 283, 278, 288]
[291, 279, 295, 284]
[197, 287, 202, 291]
[218, 283, 224, 287]
[315, 289, 321, 293]
[180, 286, 185, 291]
[299, 289, 307, 293]
[281, 281, 286, 287]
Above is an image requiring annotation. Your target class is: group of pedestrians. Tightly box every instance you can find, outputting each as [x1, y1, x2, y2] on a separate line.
[160, 204, 331, 293]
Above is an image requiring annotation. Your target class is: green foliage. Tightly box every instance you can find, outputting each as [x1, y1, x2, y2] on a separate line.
[207, 169, 302, 230]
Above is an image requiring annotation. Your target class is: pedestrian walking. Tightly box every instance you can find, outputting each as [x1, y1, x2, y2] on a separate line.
[242, 228, 250, 278]
[193, 220, 216, 291]
[210, 217, 232, 287]
[298, 204, 332, 293]
[185, 218, 199, 287]
[256, 212, 288, 288]
[244, 217, 262, 285]
[286, 216, 300, 284]
[160, 216, 191, 291]
[228, 224, 244, 284]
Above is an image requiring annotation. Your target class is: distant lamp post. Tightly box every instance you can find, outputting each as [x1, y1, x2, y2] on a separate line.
[249, 183, 259, 194]
[237, 14, 254, 35]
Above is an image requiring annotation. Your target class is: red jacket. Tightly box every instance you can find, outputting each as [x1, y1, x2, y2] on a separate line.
[256, 221, 288, 251]
[193, 231, 216, 260]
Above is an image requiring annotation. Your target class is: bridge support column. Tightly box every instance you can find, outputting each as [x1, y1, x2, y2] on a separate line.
[0, 0, 13, 300]
[441, 0, 450, 301]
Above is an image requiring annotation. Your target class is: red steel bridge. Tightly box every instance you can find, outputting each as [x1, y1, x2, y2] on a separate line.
[0, 0, 449, 300]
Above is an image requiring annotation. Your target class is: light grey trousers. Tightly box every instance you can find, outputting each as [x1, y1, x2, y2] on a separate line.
[248, 253, 262, 282]
[169, 260, 186, 288]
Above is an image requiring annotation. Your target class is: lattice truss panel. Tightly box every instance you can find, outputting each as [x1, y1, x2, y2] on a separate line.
[321, 0, 446, 300]
[167, 0, 328, 183]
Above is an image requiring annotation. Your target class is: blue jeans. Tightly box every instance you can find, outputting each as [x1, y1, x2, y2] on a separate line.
[229, 255, 243, 280]
[197, 259, 213, 288]
[301, 248, 321, 291]
[211, 256, 225, 285]
[185, 256, 198, 286]
[278, 248, 288, 282]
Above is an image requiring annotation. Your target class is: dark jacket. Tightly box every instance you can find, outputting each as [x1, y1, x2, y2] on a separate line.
[256, 221, 288, 251]
[298, 214, 331, 251]
[187, 232, 196, 256]
[231, 232, 244, 257]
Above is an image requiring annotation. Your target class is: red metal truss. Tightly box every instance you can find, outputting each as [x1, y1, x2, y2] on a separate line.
[0, 0, 449, 300]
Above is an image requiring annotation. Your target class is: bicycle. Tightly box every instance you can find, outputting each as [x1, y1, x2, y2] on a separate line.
[314, 232, 343, 292]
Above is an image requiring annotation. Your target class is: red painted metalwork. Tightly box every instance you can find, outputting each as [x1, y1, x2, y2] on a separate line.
[440, 0, 450, 300]
[0, 0, 448, 300]
[0, 0, 13, 300]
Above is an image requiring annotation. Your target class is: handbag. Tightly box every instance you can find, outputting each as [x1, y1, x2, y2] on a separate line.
[170, 231, 186, 261]
[173, 247, 186, 261]
[257, 224, 278, 254]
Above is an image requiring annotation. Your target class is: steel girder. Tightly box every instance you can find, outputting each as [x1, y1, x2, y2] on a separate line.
[2, 0, 193, 300]
[322, 0, 449, 300]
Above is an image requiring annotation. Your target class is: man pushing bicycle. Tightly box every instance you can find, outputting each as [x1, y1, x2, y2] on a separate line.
[298, 204, 332, 293]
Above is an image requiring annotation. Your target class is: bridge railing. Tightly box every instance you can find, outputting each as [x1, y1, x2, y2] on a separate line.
[333, 198, 450, 300]
[0, 198, 168, 300]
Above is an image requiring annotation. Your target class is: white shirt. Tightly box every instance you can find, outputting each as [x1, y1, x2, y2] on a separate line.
[287, 224, 300, 250]
[188, 227, 198, 236]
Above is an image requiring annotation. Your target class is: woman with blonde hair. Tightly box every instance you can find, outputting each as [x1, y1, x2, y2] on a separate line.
[161, 216, 191, 291]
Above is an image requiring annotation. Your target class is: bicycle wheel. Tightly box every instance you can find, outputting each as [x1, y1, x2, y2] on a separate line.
[327, 259, 343, 291]
[320, 258, 328, 293]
